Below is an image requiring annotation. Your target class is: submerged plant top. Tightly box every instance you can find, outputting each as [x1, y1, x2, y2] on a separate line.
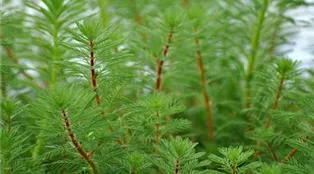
[1, 0, 314, 173]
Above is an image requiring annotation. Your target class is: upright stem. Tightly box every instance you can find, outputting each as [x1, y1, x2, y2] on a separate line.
[154, 111, 160, 145]
[245, 0, 269, 108]
[50, 29, 59, 87]
[232, 164, 236, 174]
[154, 27, 174, 145]
[155, 60, 164, 92]
[89, 41, 123, 145]
[194, 37, 213, 141]
[266, 73, 285, 128]
[174, 158, 180, 174]
[61, 109, 98, 174]
[267, 143, 279, 161]
[254, 72, 285, 160]
[89, 41, 101, 106]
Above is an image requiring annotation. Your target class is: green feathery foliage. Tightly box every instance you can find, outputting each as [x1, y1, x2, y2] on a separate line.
[1, 0, 314, 173]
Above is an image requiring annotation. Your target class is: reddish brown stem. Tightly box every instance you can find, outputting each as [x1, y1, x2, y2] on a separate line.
[4, 47, 34, 80]
[254, 73, 285, 160]
[155, 27, 173, 92]
[174, 158, 180, 174]
[87, 143, 102, 158]
[155, 60, 164, 92]
[154, 28, 174, 146]
[267, 143, 279, 162]
[232, 164, 236, 174]
[61, 110, 98, 174]
[266, 73, 285, 128]
[89, 41, 101, 106]
[282, 134, 309, 163]
[1, 36, 43, 89]
[162, 28, 173, 57]
[195, 37, 213, 141]
[283, 148, 298, 163]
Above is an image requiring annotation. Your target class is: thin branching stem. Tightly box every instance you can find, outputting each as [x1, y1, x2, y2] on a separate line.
[267, 143, 279, 162]
[282, 134, 310, 163]
[254, 72, 285, 161]
[61, 109, 98, 174]
[154, 27, 174, 145]
[266, 73, 285, 128]
[155, 27, 174, 92]
[283, 148, 298, 163]
[263, 73, 285, 161]
[4, 47, 33, 80]
[245, 0, 269, 108]
[155, 27, 173, 144]
[174, 158, 180, 174]
[51, 28, 60, 87]
[155, 60, 164, 92]
[89, 41, 101, 106]
[88, 41, 123, 145]
[232, 164, 236, 174]
[154, 111, 161, 145]
[194, 36, 213, 141]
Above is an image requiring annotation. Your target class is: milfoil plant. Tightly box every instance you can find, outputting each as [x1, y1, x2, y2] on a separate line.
[1, 0, 314, 174]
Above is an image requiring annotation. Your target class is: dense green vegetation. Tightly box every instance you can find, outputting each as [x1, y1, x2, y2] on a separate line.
[1, 0, 314, 173]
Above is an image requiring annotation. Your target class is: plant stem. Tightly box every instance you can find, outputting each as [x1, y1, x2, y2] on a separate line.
[50, 29, 60, 87]
[254, 72, 285, 160]
[88, 41, 123, 145]
[154, 27, 174, 145]
[174, 158, 180, 174]
[282, 134, 310, 163]
[283, 148, 298, 163]
[2, 43, 41, 90]
[155, 27, 173, 92]
[61, 109, 98, 174]
[232, 164, 236, 174]
[245, 0, 269, 108]
[89, 41, 101, 106]
[0, 35, 38, 82]
[266, 73, 285, 128]
[155, 60, 164, 92]
[154, 111, 160, 145]
[267, 143, 279, 162]
[194, 37, 213, 141]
